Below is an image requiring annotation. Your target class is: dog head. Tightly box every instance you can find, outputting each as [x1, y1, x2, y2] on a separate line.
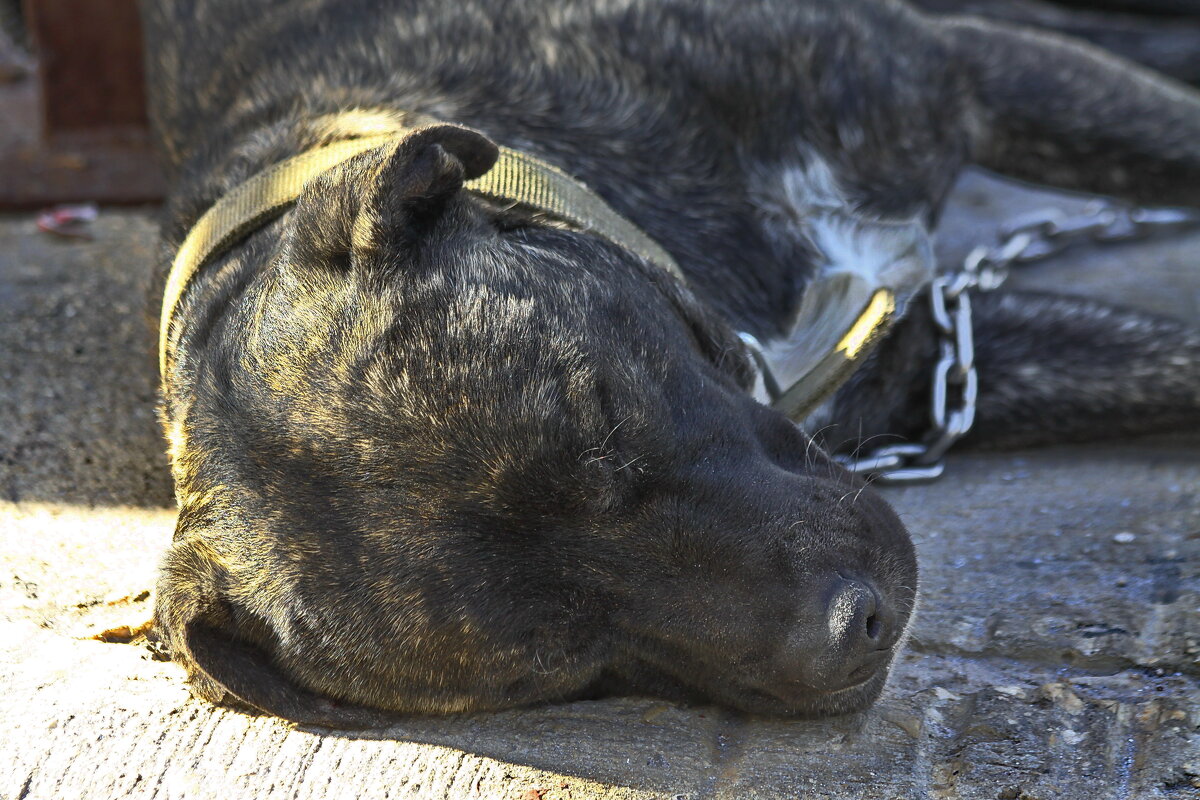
[156, 124, 917, 725]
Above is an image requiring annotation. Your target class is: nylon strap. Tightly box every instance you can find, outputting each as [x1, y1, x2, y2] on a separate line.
[776, 288, 896, 421]
[158, 123, 896, 420]
[158, 130, 682, 376]
[468, 146, 681, 279]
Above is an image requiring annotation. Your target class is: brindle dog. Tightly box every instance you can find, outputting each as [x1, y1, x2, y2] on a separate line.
[141, 0, 1200, 726]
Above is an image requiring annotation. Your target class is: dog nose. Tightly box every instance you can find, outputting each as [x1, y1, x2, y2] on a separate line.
[762, 573, 897, 696]
[826, 573, 891, 651]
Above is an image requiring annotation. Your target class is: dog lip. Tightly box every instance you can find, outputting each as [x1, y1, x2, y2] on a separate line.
[816, 673, 877, 696]
[746, 666, 888, 714]
[749, 648, 892, 704]
[844, 658, 882, 686]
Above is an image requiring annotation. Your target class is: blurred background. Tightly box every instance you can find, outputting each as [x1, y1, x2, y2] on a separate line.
[3, 0, 1200, 209]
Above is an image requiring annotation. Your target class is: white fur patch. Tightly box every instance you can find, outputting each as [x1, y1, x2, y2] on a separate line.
[745, 153, 936, 421]
[774, 155, 933, 308]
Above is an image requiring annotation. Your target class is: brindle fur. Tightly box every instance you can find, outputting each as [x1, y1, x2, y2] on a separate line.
[141, 0, 1200, 726]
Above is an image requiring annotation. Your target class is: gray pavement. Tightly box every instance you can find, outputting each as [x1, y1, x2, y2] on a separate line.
[1, 171, 1198, 799]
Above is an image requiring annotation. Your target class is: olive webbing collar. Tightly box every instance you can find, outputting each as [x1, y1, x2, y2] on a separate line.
[158, 124, 895, 421]
[158, 128, 682, 377]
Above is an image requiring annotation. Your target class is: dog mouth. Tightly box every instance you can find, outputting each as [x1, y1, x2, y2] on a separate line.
[614, 645, 896, 719]
[742, 665, 892, 717]
[839, 649, 892, 687]
[711, 645, 897, 717]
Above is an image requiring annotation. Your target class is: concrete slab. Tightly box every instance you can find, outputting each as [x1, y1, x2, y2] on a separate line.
[1, 170, 1197, 799]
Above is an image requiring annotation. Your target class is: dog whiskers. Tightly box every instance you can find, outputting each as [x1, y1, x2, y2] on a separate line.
[614, 455, 645, 472]
[578, 414, 635, 466]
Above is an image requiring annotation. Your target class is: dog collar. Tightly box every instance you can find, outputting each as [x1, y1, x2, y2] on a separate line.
[159, 127, 682, 377]
[158, 124, 894, 420]
[740, 287, 895, 421]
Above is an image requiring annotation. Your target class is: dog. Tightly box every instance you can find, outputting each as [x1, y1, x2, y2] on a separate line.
[140, 0, 1200, 727]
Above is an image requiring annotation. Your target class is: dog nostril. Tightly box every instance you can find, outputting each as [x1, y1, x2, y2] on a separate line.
[858, 583, 882, 641]
[865, 612, 881, 641]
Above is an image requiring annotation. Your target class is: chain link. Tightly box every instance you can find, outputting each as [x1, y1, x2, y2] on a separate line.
[833, 200, 1200, 484]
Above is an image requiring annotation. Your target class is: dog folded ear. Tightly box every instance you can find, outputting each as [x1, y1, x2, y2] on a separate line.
[369, 123, 500, 208]
[181, 620, 395, 728]
[286, 124, 499, 270]
[155, 532, 394, 729]
[938, 16, 1200, 207]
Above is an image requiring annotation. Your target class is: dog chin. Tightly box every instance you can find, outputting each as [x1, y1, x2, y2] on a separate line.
[715, 663, 894, 719]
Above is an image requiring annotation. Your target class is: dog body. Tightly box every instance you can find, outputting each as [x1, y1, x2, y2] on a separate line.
[141, 0, 1200, 724]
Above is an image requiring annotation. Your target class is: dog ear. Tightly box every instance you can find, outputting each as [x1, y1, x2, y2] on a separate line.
[286, 124, 499, 270]
[180, 620, 394, 728]
[154, 530, 394, 728]
[938, 16, 1200, 207]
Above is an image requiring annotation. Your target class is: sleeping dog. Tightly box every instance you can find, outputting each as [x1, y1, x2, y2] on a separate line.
[141, 0, 1200, 726]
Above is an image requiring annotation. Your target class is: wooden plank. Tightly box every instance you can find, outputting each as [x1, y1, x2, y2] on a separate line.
[0, 0, 163, 207]
[24, 0, 147, 133]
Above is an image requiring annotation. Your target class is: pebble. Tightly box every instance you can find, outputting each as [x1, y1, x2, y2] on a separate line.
[1039, 682, 1085, 715]
[1113, 532, 1137, 544]
[1060, 729, 1087, 745]
[884, 712, 922, 739]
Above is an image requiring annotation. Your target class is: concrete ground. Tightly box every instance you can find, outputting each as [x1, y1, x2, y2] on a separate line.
[1, 171, 1198, 800]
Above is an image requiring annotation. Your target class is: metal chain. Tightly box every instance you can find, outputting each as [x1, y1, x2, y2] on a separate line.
[833, 200, 1200, 484]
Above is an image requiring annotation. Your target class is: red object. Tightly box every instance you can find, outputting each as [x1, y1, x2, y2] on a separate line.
[36, 202, 98, 239]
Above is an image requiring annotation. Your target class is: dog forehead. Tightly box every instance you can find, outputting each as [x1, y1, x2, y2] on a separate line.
[439, 281, 541, 341]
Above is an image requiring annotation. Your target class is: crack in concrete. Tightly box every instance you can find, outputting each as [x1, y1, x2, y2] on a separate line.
[905, 640, 1200, 680]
